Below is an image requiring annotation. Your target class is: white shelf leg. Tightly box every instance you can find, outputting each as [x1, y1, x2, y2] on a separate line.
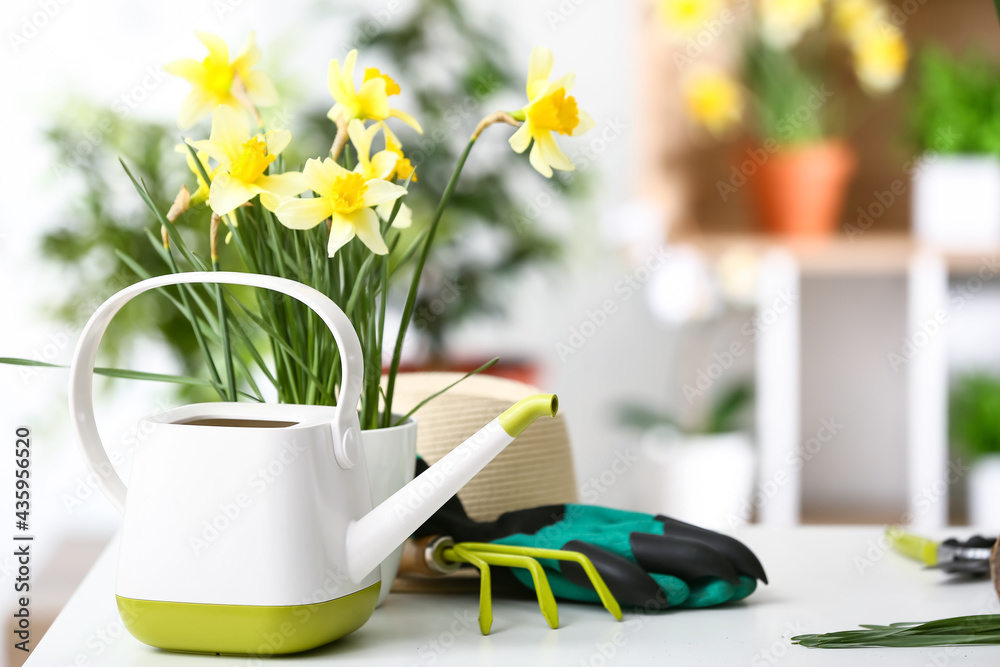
[755, 249, 801, 526]
[907, 251, 949, 530]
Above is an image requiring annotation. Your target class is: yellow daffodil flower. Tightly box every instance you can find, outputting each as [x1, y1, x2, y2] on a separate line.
[657, 0, 723, 37]
[509, 47, 595, 178]
[347, 119, 413, 229]
[327, 50, 422, 138]
[682, 67, 743, 137]
[164, 32, 278, 129]
[759, 0, 825, 49]
[853, 23, 907, 93]
[384, 132, 417, 182]
[175, 144, 221, 206]
[833, 0, 886, 42]
[274, 157, 408, 257]
[190, 106, 305, 216]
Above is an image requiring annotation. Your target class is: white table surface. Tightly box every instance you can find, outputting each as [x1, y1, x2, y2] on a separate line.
[26, 526, 1000, 666]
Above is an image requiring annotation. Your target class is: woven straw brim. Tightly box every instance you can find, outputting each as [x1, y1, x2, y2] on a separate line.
[389, 372, 578, 522]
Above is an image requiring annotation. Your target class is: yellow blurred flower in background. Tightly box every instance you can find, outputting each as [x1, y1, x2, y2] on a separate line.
[759, 0, 825, 49]
[852, 23, 908, 93]
[509, 46, 595, 178]
[348, 119, 413, 228]
[275, 157, 408, 256]
[682, 67, 743, 137]
[833, 0, 886, 41]
[164, 32, 278, 129]
[656, 0, 724, 36]
[327, 50, 423, 137]
[190, 106, 305, 215]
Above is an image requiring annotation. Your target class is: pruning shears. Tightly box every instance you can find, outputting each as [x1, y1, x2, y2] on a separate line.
[888, 528, 997, 576]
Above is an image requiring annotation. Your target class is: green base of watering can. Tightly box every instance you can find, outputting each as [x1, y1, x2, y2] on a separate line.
[117, 582, 380, 655]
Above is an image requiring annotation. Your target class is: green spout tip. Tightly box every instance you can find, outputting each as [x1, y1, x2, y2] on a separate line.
[498, 394, 558, 437]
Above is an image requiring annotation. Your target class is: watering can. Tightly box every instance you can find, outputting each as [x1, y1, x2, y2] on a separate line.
[68, 272, 558, 655]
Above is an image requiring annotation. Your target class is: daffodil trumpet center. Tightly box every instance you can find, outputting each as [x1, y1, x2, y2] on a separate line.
[330, 173, 368, 214]
[527, 87, 580, 135]
[363, 68, 401, 96]
[202, 56, 235, 95]
[230, 136, 276, 184]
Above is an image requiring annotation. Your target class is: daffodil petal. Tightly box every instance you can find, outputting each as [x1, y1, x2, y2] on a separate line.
[189, 139, 230, 168]
[164, 58, 204, 84]
[357, 78, 391, 119]
[208, 105, 252, 164]
[341, 50, 358, 86]
[327, 215, 357, 256]
[276, 196, 333, 230]
[303, 157, 347, 195]
[509, 121, 533, 153]
[349, 208, 388, 255]
[233, 31, 260, 70]
[360, 179, 407, 208]
[257, 172, 307, 198]
[388, 108, 423, 134]
[196, 31, 230, 69]
[572, 110, 596, 137]
[328, 59, 349, 105]
[527, 47, 554, 97]
[178, 90, 216, 130]
[242, 70, 279, 107]
[545, 72, 576, 97]
[208, 173, 256, 215]
[528, 140, 554, 178]
[347, 119, 373, 163]
[371, 150, 398, 180]
[263, 128, 291, 156]
[327, 103, 350, 125]
[538, 132, 575, 172]
[378, 200, 412, 229]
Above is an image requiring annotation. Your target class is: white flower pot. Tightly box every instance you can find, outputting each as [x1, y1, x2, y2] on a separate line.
[912, 155, 1000, 249]
[968, 454, 1000, 528]
[634, 429, 755, 530]
[362, 417, 417, 606]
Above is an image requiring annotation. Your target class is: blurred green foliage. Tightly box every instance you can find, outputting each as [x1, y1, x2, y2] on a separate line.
[911, 47, 1000, 155]
[949, 373, 1000, 460]
[618, 382, 754, 436]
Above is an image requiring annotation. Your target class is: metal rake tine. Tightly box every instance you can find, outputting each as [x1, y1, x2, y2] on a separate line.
[462, 543, 623, 621]
[445, 545, 493, 635]
[465, 549, 559, 629]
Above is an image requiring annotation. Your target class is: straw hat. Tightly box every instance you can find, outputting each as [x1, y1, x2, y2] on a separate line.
[389, 372, 578, 521]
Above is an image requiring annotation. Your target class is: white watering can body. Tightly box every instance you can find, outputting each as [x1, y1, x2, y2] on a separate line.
[69, 272, 557, 655]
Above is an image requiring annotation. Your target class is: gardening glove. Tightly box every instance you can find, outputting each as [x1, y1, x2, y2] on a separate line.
[412, 458, 767, 610]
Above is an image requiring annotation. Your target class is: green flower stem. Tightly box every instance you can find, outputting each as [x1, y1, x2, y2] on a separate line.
[382, 133, 479, 428]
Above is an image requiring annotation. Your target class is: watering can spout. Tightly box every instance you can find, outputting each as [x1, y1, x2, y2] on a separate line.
[345, 394, 558, 583]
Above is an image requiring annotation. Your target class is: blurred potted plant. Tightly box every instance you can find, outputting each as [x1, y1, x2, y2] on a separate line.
[660, 0, 908, 236]
[620, 382, 755, 529]
[949, 373, 1000, 527]
[910, 47, 1000, 249]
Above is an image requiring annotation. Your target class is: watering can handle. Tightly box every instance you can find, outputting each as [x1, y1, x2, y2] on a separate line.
[68, 271, 365, 514]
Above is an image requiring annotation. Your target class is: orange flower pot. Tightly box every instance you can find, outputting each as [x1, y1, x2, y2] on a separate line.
[748, 140, 856, 237]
